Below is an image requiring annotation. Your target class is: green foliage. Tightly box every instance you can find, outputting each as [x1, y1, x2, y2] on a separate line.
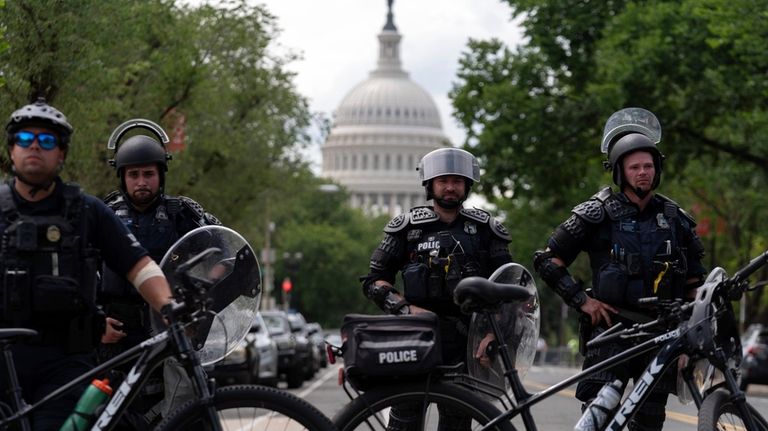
[451, 0, 768, 339]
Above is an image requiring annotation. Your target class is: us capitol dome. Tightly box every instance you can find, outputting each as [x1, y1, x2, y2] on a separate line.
[321, 1, 449, 216]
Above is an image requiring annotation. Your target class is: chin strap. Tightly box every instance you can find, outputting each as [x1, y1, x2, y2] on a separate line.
[13, 170, 56, 198]
[434, 197, 463, 209]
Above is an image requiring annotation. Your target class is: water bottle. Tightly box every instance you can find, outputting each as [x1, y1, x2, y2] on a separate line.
[573, 379, 623, 431]
[59, 378, 113, 431]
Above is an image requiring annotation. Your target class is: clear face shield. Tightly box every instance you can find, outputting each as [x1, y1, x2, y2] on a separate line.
[418, 148, 481, 183]
[465, 263, 540, 400]
[600, 107, 662, 154]
[159, 225, 261, 366]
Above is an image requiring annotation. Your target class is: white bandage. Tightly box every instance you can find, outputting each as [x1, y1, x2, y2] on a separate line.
[131, 260, 164, 290]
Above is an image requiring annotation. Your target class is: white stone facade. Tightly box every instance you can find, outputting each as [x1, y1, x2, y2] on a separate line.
[321, 3, 448, 217]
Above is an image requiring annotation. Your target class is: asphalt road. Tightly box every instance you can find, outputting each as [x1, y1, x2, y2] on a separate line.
[292, 364, 768, 430]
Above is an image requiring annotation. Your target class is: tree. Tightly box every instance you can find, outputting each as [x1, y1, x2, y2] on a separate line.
[450, 0, 768, 336]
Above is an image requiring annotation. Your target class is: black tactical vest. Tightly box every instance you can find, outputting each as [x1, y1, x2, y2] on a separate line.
[0, 183, 100, 336]
[584, 191, 688, 308]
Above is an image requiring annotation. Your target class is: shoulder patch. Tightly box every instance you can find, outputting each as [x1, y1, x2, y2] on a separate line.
[572, 199, 604, 224]
[409, 206, 439, 225]
[490, 218, 511, 241]
[384, 213, 408, 233]
[459, 207, 490, 224]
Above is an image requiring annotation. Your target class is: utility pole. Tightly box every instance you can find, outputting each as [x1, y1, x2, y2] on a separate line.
[261, 221, 276, 310]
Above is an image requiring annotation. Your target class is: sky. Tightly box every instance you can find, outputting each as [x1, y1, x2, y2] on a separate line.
[255, 0, 524, 173]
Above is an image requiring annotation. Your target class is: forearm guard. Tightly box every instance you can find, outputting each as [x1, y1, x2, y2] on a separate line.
[361, 278, 410, 315]
[533, 249, 585, 308]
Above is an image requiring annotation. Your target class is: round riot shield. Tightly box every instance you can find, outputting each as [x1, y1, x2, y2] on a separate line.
[466, 263, 540, 398]
[160, 225, 261, 365]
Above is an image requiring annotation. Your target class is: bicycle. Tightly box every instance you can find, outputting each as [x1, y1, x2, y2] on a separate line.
[0, 225, 336, 431]
[330, 259, 768, 431]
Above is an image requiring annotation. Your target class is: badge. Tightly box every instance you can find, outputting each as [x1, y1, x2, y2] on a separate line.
[656, 213, 670, 229]
[464, 221, 477, 235]
[46, 225, 61, 242]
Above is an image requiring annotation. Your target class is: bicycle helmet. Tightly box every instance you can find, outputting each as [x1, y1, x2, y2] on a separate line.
[6, 98, 73, 149]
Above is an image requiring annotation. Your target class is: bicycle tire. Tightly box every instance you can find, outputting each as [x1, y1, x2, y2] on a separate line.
[154, 384, 336, 431]
[333, 381, 516, 431]
[698, 388, 768, 431]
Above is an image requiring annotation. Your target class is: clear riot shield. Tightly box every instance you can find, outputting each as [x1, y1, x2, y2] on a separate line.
[600, 107, 662, 154]
[466, 263, 540, 398]
[159, 225, 261, 366]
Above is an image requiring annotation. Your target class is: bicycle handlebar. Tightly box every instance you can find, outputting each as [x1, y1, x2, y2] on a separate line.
[729, 249, 768, 288]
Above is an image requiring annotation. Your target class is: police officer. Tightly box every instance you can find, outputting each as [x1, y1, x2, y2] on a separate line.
[363, 147, 512, 431]
[98, 119, 220, 425]
[533, 108, 706, 431]
[0, 99, 173, 429]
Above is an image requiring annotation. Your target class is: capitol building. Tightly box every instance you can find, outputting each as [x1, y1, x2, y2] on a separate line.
[321, 3, 449, 216]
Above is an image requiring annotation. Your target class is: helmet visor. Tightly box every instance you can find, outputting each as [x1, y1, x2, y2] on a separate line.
[418, 148, 480, 182]
[601, 108, 662, 154]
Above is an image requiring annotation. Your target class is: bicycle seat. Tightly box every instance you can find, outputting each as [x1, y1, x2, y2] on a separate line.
[454, 277, 532, 313]
[0, 328, 38, 344]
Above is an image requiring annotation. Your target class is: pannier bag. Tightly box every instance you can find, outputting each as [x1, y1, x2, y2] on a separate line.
[341, 313, 442, 390]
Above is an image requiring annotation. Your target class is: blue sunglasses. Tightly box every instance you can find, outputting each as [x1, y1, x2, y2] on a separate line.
[14, 131, 59, 150]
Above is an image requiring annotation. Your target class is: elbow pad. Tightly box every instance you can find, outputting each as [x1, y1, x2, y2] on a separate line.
[533, 250, 585, 308]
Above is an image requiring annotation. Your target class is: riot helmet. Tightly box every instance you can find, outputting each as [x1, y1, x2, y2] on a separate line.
[6, 98, 73, 150]
[601, 108, 664, 191]
[107, 119, 171, 192]
[417, 148, 480, 208]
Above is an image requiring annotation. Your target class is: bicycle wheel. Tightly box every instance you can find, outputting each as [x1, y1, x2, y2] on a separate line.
[698, 388, 768, 431]
[154, 384, 336, 431]
[334, 381, 516, 431]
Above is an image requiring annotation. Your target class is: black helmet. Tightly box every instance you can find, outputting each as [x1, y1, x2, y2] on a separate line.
[6, 98, 74, 149]
[107, 119, 171, 190]
[417, 148, 480, 207]
[607, 133, 664, 189]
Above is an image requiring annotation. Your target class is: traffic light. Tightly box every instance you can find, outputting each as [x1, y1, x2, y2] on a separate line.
[281, 277, 293, 293]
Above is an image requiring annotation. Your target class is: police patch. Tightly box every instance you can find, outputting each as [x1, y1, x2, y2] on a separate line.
[656, 213, 670, 229]
[464, 221, 477, 235]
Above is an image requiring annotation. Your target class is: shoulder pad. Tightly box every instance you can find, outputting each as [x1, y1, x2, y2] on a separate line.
[408, 206, 439, 225]
[572, 199, 604, 224]
[103, 190, 121, 205]
[179, 196, 205, 219]
[204, 212, 223, 226]
[459, 207, 490, 224]
[592, 186, 614, 202]
[656, 193, 697, 227]
[490, 217, 511, 241]
[384, 213, 408, 234]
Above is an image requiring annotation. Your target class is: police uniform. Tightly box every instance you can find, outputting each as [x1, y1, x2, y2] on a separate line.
[364, 206, 512, 364]
[0, 177, 150, 428]
[544, 187, 706, 431]
[99, 191, 220, 351]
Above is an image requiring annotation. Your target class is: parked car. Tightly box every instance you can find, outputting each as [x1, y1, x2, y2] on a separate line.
[306, 322, 328, 368]
[286, 311, 323, 378]
[247, 312, 279, 386]
[261, 310, 311, 388]
[209, 337, 259, 385]
[740, 324, 768, 390]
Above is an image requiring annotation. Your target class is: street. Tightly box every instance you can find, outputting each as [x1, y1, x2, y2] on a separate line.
[292, 364, 768, 430]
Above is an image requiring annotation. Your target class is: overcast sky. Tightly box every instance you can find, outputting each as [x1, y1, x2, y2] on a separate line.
[256, 0, 524, 172]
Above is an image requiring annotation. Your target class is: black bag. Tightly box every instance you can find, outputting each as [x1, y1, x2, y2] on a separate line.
[342, 313, 442, 390]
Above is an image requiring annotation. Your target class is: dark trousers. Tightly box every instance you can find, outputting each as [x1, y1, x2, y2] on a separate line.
[1, 344, 95, 430]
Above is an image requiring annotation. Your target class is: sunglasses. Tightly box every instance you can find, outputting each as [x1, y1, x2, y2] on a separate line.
[14, 131, 59, 150]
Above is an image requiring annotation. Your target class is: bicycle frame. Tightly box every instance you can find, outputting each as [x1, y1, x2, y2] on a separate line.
[0, 314, 220, 431]
[479, 311, 759, 431]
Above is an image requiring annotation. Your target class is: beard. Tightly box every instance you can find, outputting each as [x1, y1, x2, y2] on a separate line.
[131, 188, 159, 206]
[434, 192, 465, 209]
